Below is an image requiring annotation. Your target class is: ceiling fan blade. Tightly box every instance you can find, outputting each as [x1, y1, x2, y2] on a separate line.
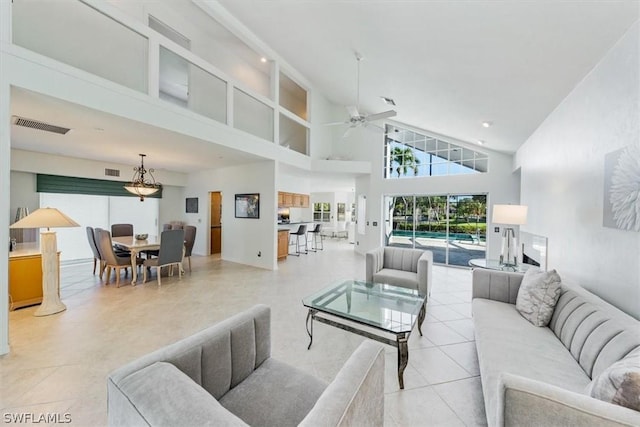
[346, 105, 360, 118]
[324, 121, 348, 126]
[366, 110, 397, 121]
[342, 126, 354, 138]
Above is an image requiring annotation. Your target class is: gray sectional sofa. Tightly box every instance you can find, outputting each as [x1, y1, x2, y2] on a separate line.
[365, 246, 433, 298]
[107, 305, 385, 426]
[472, 269, 640, 426]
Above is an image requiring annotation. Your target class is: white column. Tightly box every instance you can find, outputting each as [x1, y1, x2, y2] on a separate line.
[0, 0, 12, 353]
[272, 61, 280, 145]
[226, 82, 234, 127]
[147, 36, 160, 98]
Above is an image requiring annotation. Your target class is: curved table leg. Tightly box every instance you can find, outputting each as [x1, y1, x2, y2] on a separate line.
[306, 309, 315, 350]
[397, 333, 408, 389]
[418, 302, 426, 336]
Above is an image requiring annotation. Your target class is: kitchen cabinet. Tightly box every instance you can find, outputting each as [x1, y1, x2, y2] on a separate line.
[8, 244, 59, 310]
[278, 192, 310, 208]
[277, 229, 289, 260]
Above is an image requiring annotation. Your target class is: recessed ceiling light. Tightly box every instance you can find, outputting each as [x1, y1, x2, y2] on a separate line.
[482, 121, 492, 128]
[260, 57, 267, 63]
[477, 140, 485, 145]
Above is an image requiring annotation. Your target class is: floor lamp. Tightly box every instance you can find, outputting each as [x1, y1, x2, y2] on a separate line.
[9, 208, 80, 316]
[492, 204, 528, 267]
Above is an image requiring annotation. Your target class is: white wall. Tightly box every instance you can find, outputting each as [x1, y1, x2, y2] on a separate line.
[9, 170, 39, 222]
[158, 185, 186, 232]
[1, 6, 12, 353]
[515, 22, 640, 319]
[11, 149, 187, 186]
[186, 160, 277, 270]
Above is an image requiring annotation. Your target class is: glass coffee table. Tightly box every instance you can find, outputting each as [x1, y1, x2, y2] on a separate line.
[302, 280, 427, 389]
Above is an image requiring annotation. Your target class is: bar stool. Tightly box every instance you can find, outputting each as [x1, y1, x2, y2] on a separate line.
[308, 224, 323, 252]
[289, 224, 308, 256]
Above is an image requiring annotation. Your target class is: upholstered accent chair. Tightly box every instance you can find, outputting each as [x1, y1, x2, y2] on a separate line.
[107, 305, 385, 427]
[365, 246, 433, 298]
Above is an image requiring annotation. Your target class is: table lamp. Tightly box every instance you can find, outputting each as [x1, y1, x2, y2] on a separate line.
[492, 204, 527, 267]
[9, 207, 80, 316]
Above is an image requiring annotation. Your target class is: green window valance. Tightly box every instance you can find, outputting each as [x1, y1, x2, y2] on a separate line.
[36, 174, 163, 199]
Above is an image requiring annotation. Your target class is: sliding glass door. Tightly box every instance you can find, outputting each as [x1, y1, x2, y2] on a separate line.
[384, 194, 487, 267]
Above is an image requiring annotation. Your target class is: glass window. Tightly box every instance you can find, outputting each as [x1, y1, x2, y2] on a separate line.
[313, 202, 331, 222]
[384, 124, 488, 178]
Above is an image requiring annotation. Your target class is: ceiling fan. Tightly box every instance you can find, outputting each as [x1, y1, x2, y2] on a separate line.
[326, 53, 397, 137]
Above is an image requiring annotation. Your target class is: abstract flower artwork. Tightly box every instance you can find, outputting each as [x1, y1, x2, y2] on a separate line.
[603, 143, 640, 232]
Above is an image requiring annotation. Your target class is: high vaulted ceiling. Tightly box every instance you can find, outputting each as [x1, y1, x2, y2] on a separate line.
[216, 0, 639, 153]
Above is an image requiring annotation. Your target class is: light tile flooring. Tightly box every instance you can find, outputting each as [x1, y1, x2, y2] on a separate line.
[1, 240, 486, 426]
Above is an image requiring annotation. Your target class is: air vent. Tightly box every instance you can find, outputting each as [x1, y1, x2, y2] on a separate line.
[104, 168, 120, 177]
[12, 116, 71, 135]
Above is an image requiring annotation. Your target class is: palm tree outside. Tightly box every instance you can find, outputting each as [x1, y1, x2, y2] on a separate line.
[389, 146, 420, 177]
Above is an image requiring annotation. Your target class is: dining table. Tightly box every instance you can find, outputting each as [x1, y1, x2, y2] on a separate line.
[111, 235, 160, 286]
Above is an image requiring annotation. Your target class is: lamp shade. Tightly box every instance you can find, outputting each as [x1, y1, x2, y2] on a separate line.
[9, 207, 80, 229]
[492, 205, 528, 225]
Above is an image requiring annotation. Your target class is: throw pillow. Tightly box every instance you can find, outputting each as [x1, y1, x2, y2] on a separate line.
[515, 267, 562, 327]
[586, 348, 640, 412]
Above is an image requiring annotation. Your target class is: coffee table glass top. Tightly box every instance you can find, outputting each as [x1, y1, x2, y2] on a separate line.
[302, 280, 426, 334]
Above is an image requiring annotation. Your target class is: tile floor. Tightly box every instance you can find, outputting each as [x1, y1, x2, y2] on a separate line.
[1, 240, 486, 426]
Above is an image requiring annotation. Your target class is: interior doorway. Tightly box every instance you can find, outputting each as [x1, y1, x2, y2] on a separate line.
[209, 192, 222, 255]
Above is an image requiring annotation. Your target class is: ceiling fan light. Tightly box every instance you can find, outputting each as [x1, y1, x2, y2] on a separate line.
[381, 96, 396, 106]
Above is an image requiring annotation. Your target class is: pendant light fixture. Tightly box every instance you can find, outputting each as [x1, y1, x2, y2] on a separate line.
[124, 154, 161, 201]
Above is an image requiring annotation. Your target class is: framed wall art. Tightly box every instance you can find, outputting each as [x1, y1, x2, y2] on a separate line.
[186, 197, 199, 213]
[235, 193, 260, 219]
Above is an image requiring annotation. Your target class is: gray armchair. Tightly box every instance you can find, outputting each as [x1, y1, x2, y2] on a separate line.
[365, 246, 433, 298]
[107, 305, 385, 427]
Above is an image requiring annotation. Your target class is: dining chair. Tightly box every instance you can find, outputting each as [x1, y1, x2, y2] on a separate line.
[143, 229, 185, 286]
[94, 227, 107, 279]
[111, 223, 133, 237]
[86, 226, 103, 275]
[183, 225, 197, 272]
[97, 229, 140, 288]
[308, 223, 324, 252]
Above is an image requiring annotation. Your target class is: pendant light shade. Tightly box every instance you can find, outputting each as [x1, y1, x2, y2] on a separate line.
[124, 154, 161, 201]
